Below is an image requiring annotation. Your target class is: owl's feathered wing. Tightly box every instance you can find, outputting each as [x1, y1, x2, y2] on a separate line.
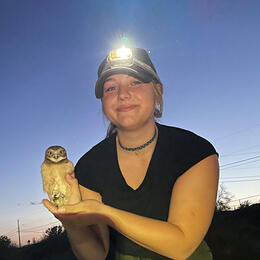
[41, 160, 74, 207]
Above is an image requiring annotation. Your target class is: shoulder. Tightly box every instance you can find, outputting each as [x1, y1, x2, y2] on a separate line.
[157, 123, 218, 174]
[158, 123, 204, 140]
[157, 123, 217, 152]
[74, 134, 116, 191]
[76, 134, 115, 169]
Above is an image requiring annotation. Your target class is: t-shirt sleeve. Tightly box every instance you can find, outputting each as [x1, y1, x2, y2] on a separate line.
[74, 136, 115, 195]
[74, 153, 100, 193]
[178, 132, 218, 175]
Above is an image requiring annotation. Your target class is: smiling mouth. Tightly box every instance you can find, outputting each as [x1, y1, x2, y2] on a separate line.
[117, 105, 137, 112]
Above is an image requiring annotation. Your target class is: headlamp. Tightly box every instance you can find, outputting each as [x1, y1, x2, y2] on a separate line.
[108, 47, 132, 61]
[95, 47, 162, 98]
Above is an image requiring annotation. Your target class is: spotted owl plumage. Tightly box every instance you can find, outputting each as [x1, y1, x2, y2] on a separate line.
[41, 145, 74, 207]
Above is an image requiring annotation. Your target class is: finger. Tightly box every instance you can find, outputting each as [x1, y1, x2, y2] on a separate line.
[57, 206, 66, 213]
[58, 204, 82, 214]
[58, 204, 74, 213]
[42, 199, 58, 214]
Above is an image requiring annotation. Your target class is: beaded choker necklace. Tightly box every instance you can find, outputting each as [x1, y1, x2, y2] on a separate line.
[118, 127, 157, 152]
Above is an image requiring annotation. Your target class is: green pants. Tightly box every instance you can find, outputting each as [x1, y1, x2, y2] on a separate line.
[186, 240, 213, 260]
[115, 240, 212, 260]
[115, 252, 153, 260]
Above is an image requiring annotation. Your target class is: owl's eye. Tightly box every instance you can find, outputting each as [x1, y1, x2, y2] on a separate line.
[60, 150, 64, 154]
[48, 151, 53, 156]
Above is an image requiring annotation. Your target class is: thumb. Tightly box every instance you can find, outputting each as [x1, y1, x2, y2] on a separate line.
[65, 174, 81, 203]
[65, 173, 78, 185]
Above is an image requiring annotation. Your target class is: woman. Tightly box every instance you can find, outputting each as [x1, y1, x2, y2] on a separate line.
[43, 47, 219, 260]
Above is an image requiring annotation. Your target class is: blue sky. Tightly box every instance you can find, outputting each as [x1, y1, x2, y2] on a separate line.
[1, 0, 260, 245]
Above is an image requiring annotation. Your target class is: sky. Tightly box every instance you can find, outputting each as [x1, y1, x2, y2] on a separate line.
[0, 0, 260, 246]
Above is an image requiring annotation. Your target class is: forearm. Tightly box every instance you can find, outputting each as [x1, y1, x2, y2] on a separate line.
[65, 224, 109, 260]
[103, 205, 191, 260]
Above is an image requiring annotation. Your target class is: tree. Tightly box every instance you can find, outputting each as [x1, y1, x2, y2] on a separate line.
[44, 225, 63, 240]
[216, 183, 234, 211]
[0, 235, 11, 249]
[238, 200, 250, 210]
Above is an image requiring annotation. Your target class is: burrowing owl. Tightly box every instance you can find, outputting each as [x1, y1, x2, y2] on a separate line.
[41, 145, 74, 207]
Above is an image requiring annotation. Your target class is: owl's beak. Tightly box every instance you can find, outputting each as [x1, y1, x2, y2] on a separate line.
[54, 155, 59, 159]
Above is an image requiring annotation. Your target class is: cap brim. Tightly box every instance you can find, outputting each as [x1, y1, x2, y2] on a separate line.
[95, 67, 153, 98]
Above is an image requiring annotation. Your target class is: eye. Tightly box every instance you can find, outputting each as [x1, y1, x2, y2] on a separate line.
[104, 86, 116, 93]
[106, 86, 115, 92]
[60, 150, 64, 154]
[48, 151, 53, 156]
[132, 80, 142, 85]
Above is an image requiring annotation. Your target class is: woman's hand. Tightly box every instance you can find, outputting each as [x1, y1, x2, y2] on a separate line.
[57, 198, 102, 214]
[42, 173, 83, 224]
[42, 173, 81, 212]
[43, 198, 110, 227]
[42, 174, 110, 227]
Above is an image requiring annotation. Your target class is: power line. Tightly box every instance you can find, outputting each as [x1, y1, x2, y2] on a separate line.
[220, 144, 260, 156]
[221, 175, 260, 179]
[21, 216, 57, 227]
[221, 179, 260, 183]
[21, 221, 60, 232]
[215, 124, 260, 141]
[22, 231, 46, 234]
[228, 166, 260, 170]
[220, 159, 260, 170]
[220, 155, 260, 168]
[2, 230, 17, 237]
[220, 151, 260, 157]
[1, 228, 17, 236]
[230, 194, 260, 203]
[8, 233, 18, 239]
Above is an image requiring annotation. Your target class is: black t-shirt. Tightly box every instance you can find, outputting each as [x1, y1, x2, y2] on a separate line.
[75, 123, 218, 259]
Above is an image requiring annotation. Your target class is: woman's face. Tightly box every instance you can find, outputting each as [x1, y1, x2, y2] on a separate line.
[102, 74, 158, 131]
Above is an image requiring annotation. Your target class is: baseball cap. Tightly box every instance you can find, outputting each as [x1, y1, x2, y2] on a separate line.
[95, 47, 162, 98]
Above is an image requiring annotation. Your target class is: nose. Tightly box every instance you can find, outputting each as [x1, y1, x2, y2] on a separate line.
[118, 85, 131, 100]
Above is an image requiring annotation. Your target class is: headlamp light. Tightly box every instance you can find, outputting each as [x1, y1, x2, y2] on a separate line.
[108, 47, 132, 61]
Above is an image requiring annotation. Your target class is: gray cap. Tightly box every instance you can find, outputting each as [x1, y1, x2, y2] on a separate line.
[95, 48, 162, 98]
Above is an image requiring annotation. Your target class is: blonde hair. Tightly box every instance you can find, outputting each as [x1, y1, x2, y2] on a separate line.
[104, 81, 163, 137]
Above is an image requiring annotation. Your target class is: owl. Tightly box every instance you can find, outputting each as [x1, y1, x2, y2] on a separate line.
[41, 145, 74, 207]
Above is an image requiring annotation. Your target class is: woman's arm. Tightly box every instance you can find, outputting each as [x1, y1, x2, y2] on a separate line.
[78, 184, 110, 257]
[64, 223, 108, 260]
[65, 184, 110, 260]
[43, 176, 110, 260]
[105, 154, 218, 259]
[60, 154, 219, 260]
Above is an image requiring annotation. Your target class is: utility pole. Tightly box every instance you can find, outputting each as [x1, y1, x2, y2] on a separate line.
[17, 219, 21, 248]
